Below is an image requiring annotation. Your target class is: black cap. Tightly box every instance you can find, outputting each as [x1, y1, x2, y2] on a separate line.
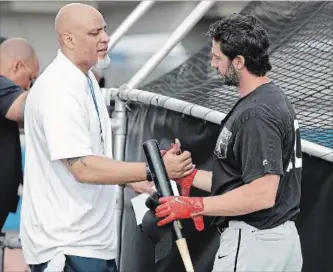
[142, 210, 173, 263]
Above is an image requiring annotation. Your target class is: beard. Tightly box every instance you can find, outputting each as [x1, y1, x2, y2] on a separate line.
[95, 53, 111, 70]
[218, 61, 240, 87]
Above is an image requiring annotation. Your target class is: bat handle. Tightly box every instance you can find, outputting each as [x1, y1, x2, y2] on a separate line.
[175, 238, 195, 272]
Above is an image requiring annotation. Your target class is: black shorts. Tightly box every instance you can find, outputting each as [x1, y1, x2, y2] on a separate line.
[0, 192, 19, 230]
[0, 209, 10, 230]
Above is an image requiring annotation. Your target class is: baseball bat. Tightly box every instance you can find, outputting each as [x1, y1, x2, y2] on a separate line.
[142, 139, 194, 272]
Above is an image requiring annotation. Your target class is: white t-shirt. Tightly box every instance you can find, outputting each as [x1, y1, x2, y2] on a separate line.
[20, 50, 117, 264]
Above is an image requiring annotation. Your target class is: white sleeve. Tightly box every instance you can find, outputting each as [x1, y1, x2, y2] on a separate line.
[42, 90, 93, 161]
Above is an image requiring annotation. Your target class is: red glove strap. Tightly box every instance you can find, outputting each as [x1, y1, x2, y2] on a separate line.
[176, 168, 197, 197]
[192, 215, 204, 232]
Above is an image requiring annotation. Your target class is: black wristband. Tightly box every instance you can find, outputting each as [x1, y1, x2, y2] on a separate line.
[146, 164, 153, 181]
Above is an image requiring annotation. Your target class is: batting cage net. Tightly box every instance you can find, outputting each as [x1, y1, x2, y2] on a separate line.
[141, 1, 333, 150]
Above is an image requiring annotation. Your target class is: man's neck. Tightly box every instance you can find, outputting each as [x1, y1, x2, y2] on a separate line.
[0, 69, 8, 79]
[238, 75, 271, 97]
[0, 70, 15, 84]
[61, 49, 90, 74]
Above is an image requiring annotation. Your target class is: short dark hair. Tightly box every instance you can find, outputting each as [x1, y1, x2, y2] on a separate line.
[207, 14, 272, 76]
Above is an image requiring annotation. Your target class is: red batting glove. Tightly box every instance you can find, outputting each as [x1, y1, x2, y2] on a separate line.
[155, 196, 205, 231]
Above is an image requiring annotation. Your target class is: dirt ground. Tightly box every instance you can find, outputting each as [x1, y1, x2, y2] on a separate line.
[4, 248, 29, 272]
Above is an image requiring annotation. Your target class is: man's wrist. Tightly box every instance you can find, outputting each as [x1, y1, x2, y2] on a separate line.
[191, 196, 206, 216]
[146, 164, 153, 181]
[176, 168, 197, 196]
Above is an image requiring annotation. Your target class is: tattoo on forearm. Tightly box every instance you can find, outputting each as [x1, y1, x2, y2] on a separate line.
[63, 157, 104, 185]
[65, 157, 87, 167]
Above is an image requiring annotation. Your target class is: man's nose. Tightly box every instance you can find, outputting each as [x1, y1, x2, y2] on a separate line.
[102, 30, 110, 43]
[211, 60, 216, 69]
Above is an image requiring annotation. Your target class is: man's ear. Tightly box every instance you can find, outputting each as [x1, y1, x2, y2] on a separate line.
[63, 32, 75, 50]
[12, 60, 23, 74]
[233, 55, 245, 70]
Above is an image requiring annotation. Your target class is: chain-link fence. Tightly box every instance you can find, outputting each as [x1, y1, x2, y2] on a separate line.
[142, 1, 333, 149]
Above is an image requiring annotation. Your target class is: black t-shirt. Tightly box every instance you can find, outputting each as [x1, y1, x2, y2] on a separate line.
[211, 82, 302, 229]
[0, 75, 24, 212]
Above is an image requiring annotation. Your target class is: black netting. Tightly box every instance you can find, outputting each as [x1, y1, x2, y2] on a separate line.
[141, 1, 333, 149]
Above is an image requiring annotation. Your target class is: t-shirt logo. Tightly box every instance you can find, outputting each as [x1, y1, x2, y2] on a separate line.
[215, 127, 232, 159]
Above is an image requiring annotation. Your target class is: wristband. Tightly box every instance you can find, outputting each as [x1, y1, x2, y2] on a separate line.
[146, 164, 153, 181]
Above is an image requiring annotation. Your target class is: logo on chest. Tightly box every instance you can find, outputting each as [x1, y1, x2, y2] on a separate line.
[214, 127, 232, 159]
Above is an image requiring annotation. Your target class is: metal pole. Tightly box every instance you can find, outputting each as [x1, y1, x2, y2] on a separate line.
[110, 2, 156, 269]
[127, 0, 216, 89]
[108, 1, 155, 51]
[113, 101, 127, 270]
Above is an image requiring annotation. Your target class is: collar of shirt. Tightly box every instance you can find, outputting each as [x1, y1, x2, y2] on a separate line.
[55, 49, 93, 82]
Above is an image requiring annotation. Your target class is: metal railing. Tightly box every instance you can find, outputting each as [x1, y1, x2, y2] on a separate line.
[107, 87, 333, 163]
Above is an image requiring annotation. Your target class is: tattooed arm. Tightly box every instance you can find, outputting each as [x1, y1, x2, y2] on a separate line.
[61, 150, 193, 186]
[61, 155, 147, 185]
[5, 91, 28, 122]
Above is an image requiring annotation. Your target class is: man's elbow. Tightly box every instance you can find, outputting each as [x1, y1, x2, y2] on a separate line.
[260, 190, 277, 210]
[251, 175, 279, 210]
[70, 165, 95, 184]
[71, 168, 86, 183]
[62, 157, 91, 184]
[5, 108, 24, 122]
[263, 195, 276, 209]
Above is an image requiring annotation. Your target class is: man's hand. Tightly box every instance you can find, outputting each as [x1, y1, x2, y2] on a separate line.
[161, 139, 197, 196]
[127, 181, 155, 194]
[155, 196, 205, 231]
[161, 138, 193, 180]
[169, 138, 181, 154]
[163, 151, 193, 179]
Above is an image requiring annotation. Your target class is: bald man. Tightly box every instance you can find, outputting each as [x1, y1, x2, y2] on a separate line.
[0, 37, 39, 230]
[20, 3, 192, 272]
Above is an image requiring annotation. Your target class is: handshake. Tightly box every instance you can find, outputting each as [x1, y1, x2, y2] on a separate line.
[159, 139, 197, 197]
[142, 139, 205, 232]
[128, 139, 197, 196]
[129, 139, 205, 233]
